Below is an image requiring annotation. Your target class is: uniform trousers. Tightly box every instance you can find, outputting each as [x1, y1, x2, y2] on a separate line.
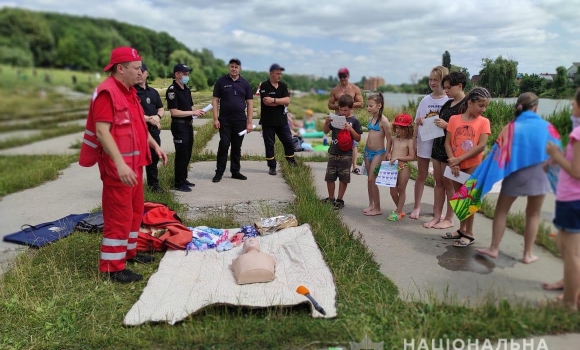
[171, 120, 194, 187]
[262, 123, 295, 168]
[216, 119, 246, 175]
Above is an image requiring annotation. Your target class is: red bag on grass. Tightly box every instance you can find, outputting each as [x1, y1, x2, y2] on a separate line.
[137, 202, 192, 252]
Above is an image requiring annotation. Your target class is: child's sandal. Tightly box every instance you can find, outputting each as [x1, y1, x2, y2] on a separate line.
[387, 211, 403, 221]
[453, 235, 475, 248]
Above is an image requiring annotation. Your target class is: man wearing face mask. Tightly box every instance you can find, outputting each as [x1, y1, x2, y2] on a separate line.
[135, 62, 164, 192]
[166, 63, 205, 192]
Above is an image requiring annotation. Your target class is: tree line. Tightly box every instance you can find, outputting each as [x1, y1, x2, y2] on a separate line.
[3, 8, 577, 97]
[0, 8, 340, 92]
[378, 50, 578, 99]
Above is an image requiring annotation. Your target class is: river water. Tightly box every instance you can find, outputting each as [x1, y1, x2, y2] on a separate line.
[381, 92, 571, 117]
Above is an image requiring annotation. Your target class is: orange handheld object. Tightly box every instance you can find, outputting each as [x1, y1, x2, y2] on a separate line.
[296, 285, 326, 315]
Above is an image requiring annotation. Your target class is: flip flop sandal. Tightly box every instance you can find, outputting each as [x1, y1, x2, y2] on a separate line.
[442, 229, 463, 239]
[387, 211, 401, 221]
[453, 235, 475, 248]
[352, 168, 362, 175]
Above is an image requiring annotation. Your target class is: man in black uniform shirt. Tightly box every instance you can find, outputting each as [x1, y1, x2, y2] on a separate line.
[259, 63, 297, 176]
[166, 63, 205, 192]
[211, 58, 254, 183]
[135, 63, 165, 192]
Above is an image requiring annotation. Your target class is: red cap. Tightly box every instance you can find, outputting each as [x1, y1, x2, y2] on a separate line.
[103, 46, 142, 72]
[337, 67, 349, 76]
[337, 129, 353, 151]
[392, 114, 413, 127]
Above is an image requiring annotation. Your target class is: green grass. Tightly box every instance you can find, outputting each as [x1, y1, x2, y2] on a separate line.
[0, 124, 85, 150]
[2, 143, 580, 349]
[0, 154, 78, 198]
[0, 77, 576, 347]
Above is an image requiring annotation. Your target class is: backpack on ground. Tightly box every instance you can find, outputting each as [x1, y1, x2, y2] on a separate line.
[337, 129, 353, 151]
[291, 136, 304, 152]
[76, 211, 104, 233]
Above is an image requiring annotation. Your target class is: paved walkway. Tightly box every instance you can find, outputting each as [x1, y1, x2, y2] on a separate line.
[0, 123, 578, 347]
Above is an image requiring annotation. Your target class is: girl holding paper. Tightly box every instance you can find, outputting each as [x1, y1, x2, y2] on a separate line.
[362, 93, 392, 216]
[410, 66, 449, 220]
[443, 87, 491, 247]
[424, 72, 468, 229]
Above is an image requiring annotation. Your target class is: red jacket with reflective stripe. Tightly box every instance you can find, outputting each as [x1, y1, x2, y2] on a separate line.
[79, 76, 151, 184]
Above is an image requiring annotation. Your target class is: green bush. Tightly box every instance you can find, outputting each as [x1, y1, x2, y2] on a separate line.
[484, 100, 514, 148]
[546, 106, 572, 146]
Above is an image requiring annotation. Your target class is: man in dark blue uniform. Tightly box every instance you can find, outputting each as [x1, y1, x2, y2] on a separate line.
[259, 63, 297, 175]
[166, 63, 205, 192]
[135, 63, 165, 192]
[211, 58, 254, 183]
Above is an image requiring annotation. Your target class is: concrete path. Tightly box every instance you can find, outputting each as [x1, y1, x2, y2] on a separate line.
[309, 162, 561, 306]
[1, 125, 578, 347]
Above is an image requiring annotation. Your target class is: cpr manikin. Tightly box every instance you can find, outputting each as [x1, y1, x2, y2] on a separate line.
[231, 237, 276, 284]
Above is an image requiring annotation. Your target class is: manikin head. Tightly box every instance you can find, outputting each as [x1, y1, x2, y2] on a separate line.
[243, 237, 261, 253]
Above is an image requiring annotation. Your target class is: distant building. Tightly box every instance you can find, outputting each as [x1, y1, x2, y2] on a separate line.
[471, 75, 481, 86]
[539, 73, 555, 81]
[567, 62, 580, 79]
[363, 76, 385, 91]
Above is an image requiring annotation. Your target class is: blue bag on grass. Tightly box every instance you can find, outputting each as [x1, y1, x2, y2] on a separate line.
[3, 213, 89, 248]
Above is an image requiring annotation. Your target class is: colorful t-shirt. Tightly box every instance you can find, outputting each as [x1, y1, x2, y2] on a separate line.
[556, 126, 580, 201]
[446, 114, 491, 170]
[414, 94, 449, 158]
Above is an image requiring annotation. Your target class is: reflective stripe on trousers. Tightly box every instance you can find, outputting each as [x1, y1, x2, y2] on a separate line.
[99, 167, 144, 272]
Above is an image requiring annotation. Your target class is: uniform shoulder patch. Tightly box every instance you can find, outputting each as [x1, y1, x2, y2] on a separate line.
[168, 86, 174, 90]
[168, 92, 175, 100]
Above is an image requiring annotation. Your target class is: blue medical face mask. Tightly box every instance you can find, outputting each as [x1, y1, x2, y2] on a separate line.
[180, 75, 189, 85]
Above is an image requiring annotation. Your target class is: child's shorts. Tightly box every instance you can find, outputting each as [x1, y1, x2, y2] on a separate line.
[325, 154, 352, 183]
[553, 200, 580, 233]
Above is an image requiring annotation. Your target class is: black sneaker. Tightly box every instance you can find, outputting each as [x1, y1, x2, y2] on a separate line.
[212, 174, 222, 183]
[174, 184, 192, 192]
[184, 180, 196, 187]
[231, 172, 247, 180]
[321, 197, 335, 204]
[333, 199, 345, 210]
[108, 269, 143, 283]
[127, 253, 155, 264]
[268, 167, 277, 176]
[149, 184, 163, 193]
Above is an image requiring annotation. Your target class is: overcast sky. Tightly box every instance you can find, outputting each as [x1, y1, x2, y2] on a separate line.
[3, 0, 579, 84]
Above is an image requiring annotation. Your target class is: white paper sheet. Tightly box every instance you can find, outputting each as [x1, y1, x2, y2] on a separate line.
[418, 117, 445, 141]
[202, 104, 213, 113]
[375, 161, 399, 187]
[329, 114, 347, 129]
[443, 166, 471, 184]
[238, 124, 257, 136]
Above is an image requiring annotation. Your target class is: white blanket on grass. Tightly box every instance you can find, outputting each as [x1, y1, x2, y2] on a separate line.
[123, 224, 337, 325]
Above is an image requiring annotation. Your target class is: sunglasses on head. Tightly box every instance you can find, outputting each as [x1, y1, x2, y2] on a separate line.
[338, 74, 348, 79]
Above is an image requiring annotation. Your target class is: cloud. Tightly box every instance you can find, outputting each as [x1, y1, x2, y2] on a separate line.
[3, 0, 579, 84]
